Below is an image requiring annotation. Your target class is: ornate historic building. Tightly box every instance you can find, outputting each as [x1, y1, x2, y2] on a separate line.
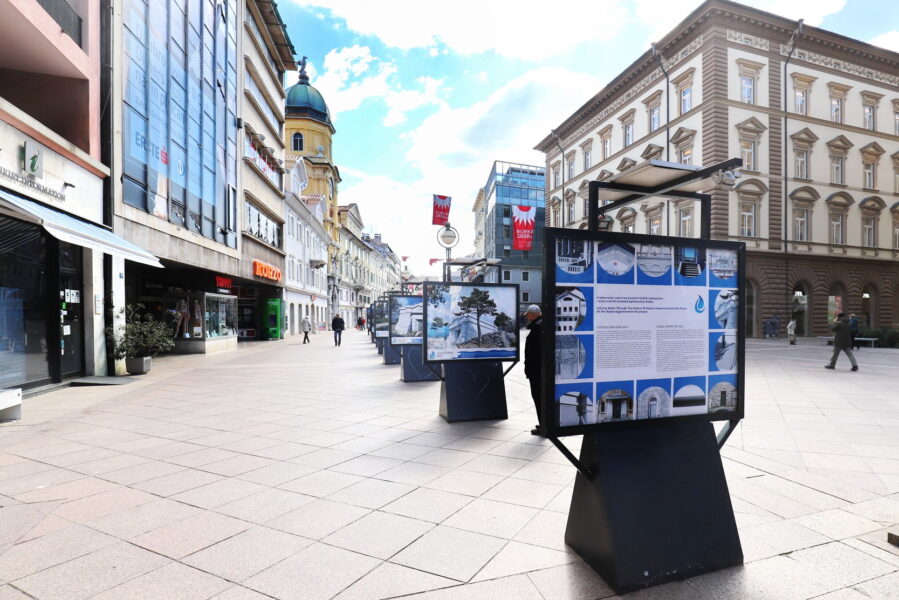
[536, 0, 899, 336]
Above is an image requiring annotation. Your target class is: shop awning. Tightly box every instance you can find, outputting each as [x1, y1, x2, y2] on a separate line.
[0, 189, 163, 268]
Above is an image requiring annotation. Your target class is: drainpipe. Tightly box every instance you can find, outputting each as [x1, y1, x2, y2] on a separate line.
[651, 43, 671, 234]
[782, 19, 804, 332]
[551, 129, 568, 225]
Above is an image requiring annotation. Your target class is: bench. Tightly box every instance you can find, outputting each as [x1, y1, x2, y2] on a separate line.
[0, 388, 22, 421]
[817, 336, 877, 347]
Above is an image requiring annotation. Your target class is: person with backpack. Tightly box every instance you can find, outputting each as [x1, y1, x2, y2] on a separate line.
[331, 314, 345, 346]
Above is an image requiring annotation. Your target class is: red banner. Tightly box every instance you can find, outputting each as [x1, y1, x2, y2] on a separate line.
[432, 195, 451, 225]
[429, 258, 441, 266]
[512, 205, 536, 251]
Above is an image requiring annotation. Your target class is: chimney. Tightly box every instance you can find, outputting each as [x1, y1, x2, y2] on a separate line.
[374, 234, 382, 242]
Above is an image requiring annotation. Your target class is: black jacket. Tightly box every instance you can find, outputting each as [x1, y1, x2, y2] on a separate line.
[332, 317, 345, 331]
[524, 317, 542, 379]
[831, 318, 851, 348]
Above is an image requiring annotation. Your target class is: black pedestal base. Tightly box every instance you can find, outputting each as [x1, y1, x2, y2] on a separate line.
[401, 347, 440, 382]
[439, 362, 507, 422]
[565, 421, 742, 594]
[383, 341, 401, 365]
[376, 338, 385, 354]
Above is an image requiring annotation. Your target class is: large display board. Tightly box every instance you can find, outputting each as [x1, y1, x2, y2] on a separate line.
[422, 283, 520, 363]
[389, 294, 424, 345]
[543, 228, 745, 436]
[372, 300, 389, 338]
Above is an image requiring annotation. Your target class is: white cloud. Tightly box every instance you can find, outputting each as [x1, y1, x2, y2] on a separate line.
[304, 45, 446, 126]
[869, 30, 899, 53]
[338, 68, 602, 277]
[290, 0, 629, 60]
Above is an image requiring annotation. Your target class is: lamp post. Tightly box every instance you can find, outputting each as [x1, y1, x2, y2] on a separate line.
[436, 223, 460, 281]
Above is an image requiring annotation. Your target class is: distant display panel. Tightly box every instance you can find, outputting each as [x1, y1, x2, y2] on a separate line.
[544, 228, 745, 436]
[373, 301, 389, 338]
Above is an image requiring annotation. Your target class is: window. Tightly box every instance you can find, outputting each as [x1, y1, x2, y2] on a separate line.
[583, 148, 592, 170]
[794, 208, 809, 242]
[622, 224, 634, 233]
[503, 270, 511, 281]
[566, 202, 575, 224]
[680, 87, 692, 114]
[895, 170, 899, 194]
[522, 271, 530, 281]
[830, 97, 842, 123]
[895, 111, 899, 136]
[649, 106, 660, 132]
[863, 162, 875, 189]
[567, 157, 575, 179]
[740, 202, 756, 237]
[522, 292, 530, 302]
[648, 215, 661, 235]
[522, 250, 529, 259]
[678, 206, 693, 237]
[292, 132, 304, 151]
[624, 122, 634, 146]
[503, 225, 511, 238]
[678, 146, 692, 166]
[502, 205, 511, 218]
[863, 104, 876, 130]
[830, 212, 844, 245]
[740, 76, 754, 104]
[795, 150, 808, 179]
[601, 136, 611, 160]
[245, 202, 282, 248]
[795, 89, 807, 115]
[830, 155, 844, 184]
[863, 217, 876, 247]
[503, 247, 511, 257]
[894, 222, 899, 249]
[740, 140, 756, 171]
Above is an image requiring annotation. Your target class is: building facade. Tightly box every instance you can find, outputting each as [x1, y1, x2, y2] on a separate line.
[336, 203, 369, 324]
[470, 161, 546, 312]
[536, 0, 899, 336]
[0, 0, 160, 389]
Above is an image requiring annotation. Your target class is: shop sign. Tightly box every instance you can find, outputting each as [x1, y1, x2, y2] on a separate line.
[23, 142, 43, 178]
[253, 260, 282, 282]
[215, 275, 233, 294]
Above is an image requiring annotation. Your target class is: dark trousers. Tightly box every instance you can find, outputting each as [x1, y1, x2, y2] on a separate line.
[829, 345, 857, 368]
[528, 375, 542, 425]
[334, 330, 342, 345]
[302, 332, 310, 343]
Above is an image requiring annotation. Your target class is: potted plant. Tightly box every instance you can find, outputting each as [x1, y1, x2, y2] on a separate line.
[106, 304, 176, 375]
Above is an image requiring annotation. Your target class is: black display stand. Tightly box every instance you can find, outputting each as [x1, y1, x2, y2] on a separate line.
[376, 338, 386, 354]
[400, 346, 440, 382]
[439, 362, 508, 422]
[564, 421, 743, 594]
[383, 339, 401, 365]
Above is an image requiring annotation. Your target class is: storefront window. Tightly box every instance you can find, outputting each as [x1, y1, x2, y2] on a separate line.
[205, 293, 237, 337]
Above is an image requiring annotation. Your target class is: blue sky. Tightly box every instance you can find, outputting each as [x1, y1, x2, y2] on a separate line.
[277, 0, 899, 277]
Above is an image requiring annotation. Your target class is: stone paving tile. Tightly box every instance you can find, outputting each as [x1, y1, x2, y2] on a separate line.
[91, 561, 232, 599]
[131, 511, 250, 559]
[788, 541, 895, 588]
[792, 508, 884, 540]
[324, 510, 434, 560]
[333, 562, 457, 600]
[443, 498, 537, 539]
[472, 540, 576, 581]
[210, 586, 273, 599]
[327, 477, 415, 509]
[396, 573, 544, 599]
[51, 487, 156, 523]
[390, 525, 506, 582]
[131, 468, 224, 497]
[0, 524, 116, 582]
[265, 498, 371, 540]
[183, 526, 311, 582]
[86, 497, 201, 539]
[170, 478, 267, 509]
[216, 487, 315, 523]
[423, 469, 503, 497]
[526, 562, 617, 600]
[0, 585, 32, 599]
[381, 487, 473, 523]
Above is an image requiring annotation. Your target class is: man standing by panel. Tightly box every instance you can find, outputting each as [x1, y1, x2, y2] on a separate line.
[524, 304, 544, 435]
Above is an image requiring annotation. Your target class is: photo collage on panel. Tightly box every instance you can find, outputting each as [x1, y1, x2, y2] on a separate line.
[553, 235, 739, 429]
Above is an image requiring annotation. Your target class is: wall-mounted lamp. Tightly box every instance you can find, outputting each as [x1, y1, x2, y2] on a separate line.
[596, 214, 614, 231]
[62, 182, 76, 190]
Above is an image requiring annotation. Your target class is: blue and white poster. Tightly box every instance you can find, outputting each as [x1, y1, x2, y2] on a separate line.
[596, 242, 635, 284]
[554, 237, 593, 283]
[424, 284, 519, 362]
[389, 295, 424, 345]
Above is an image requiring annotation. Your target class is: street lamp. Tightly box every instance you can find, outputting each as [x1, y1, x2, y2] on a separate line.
[436, 223, 460, 281]
[596, 214, 615, 231]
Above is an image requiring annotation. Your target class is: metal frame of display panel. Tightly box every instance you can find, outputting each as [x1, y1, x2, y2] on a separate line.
[388, 293, 424, 346]
[422, 282, 521, 364]
[541, 227, 746, 438]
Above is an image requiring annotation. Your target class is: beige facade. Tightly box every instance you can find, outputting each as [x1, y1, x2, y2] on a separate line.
[537, 0, 899, 336]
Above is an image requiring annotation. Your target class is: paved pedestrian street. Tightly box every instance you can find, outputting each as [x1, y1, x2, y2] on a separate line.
[1, 331, 898, 600]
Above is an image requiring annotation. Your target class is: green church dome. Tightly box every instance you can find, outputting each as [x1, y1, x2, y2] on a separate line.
[285, 58, 332, 128]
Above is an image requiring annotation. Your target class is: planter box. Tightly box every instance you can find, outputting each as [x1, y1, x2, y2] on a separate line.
[126, 356, 151, 375]
[0, 388, 22, 421]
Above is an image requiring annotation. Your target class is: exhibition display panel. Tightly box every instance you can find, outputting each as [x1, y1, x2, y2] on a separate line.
[388, 294, 424, 345]
[543, 228, 745, 437]
[422, 282, 520, 363]
[372, 300, 389, 338]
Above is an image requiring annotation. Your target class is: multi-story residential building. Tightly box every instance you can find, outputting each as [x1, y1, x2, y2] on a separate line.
[283, 61, 342, 319]
[284, 159, 329, 334]
[337, 203, 369, 324]
[471, 161, 546, 312]
[0, 0, 159, 388]
[237, 0, 296, 341]
[536, 0, 899, 337]
[364, 233, 403, 299]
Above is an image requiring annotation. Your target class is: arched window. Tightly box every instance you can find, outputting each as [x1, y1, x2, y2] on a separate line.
[292, 132, 304, 152]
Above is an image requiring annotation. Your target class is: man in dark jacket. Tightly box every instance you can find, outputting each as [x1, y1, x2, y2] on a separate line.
[825, 312, 858, 371]
[524, 304, 544, 435]
[331, 315, 345, 346]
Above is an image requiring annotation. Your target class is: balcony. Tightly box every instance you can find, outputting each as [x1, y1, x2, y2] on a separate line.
[37, 0, 81, 47]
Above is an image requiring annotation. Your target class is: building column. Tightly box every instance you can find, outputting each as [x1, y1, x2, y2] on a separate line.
[82, 249, 107, 376]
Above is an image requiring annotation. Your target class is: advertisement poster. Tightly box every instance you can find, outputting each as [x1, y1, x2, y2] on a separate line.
[432, 195, 452, 225]
[389, 294, 424, 345]
[373, 301, 389, 338]
[423, 283, 519, 362]
[546, 230, 744, 434]
[512, 206, 536, 251]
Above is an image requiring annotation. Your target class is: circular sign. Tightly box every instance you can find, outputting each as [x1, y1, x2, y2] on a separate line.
[437, 225, 459, 248]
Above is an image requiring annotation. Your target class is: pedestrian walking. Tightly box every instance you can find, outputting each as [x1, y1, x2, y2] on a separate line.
[523, 304, 544, 435]
[356, 316, 364, 331]
[331, 314, 345, 346]
[787, 318, 797, 345]
[848, 313, 860, 350]
[825, 312, 858, 371]
[301, 316, 312, 344]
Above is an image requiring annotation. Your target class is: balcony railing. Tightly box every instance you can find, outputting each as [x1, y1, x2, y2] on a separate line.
[37, 0, 82, 48]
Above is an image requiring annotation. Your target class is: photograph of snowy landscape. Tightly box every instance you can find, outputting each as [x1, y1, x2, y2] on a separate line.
[423, 283, 518, 362]
[389, 294, 424, 345]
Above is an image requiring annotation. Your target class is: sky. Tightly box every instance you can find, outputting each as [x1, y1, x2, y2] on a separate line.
[277, 0, 899, 279]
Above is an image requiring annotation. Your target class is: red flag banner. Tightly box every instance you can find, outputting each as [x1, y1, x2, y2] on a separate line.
[432, 195, 451, 225]
[512, 205, 536, 251]
[429, 258, 441, 266]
